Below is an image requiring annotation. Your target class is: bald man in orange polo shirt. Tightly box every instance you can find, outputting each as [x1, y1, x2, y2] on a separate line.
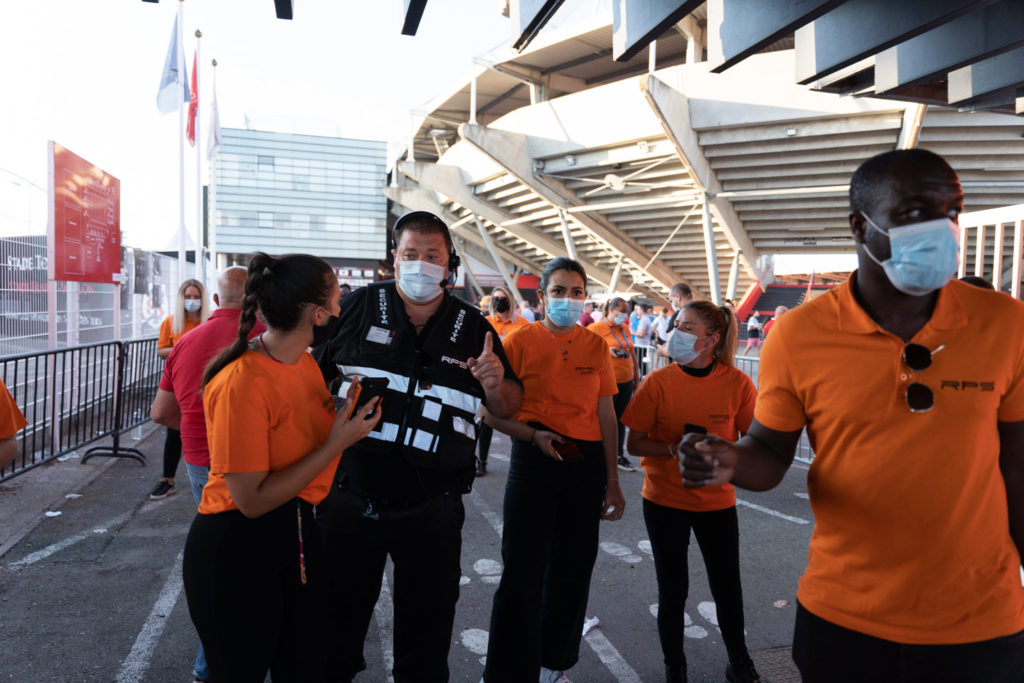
[682, 149, 1024, 681]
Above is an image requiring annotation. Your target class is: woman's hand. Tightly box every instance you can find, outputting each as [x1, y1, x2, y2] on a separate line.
[329, 384, 382, 453]
[602, 480, 625, 521]
[532, 430, 563, 460]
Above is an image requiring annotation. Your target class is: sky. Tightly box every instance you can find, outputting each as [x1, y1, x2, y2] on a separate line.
[0, 0, 519, 250]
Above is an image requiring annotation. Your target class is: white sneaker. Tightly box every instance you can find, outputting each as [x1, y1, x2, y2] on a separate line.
[540, 667, 572, 683]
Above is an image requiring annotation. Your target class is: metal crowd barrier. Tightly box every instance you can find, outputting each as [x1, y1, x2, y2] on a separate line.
[732, 355, 815, 464]
[0, 337, 161, 482]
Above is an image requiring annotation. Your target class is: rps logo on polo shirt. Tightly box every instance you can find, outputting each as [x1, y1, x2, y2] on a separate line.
[940, 380, 995, 391]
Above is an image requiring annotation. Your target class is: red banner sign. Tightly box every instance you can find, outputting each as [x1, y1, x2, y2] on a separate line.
[48, 142, 121, 284]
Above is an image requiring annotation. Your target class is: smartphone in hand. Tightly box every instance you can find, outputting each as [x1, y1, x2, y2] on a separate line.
[683, 423, 707, 436]
[551, 438, 584, 460]
[346, 377, 389, 419]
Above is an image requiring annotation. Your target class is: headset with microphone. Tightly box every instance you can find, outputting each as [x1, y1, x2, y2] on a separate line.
[392, 210, 461, 286]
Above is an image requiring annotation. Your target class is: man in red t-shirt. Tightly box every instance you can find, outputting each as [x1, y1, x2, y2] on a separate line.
[150, 266, 262, 683]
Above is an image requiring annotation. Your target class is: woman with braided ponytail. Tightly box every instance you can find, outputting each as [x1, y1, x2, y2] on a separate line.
[622, 301, 762, 683]
[183, 253, 381, 682]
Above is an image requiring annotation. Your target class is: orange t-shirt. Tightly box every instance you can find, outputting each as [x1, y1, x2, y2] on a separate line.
[0, 379, 27, 439]
[623, 362, 756, 512]
[486, 313, 529, 340]
[503, 322, 617, 441]
[158, 315, 201, 349]
[587, 320, 635, 383]
[756, 275, 1024, 644]
[199, 350, 341, 514]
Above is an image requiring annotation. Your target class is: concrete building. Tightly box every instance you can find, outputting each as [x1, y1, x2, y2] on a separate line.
[212, 128, 387, 285]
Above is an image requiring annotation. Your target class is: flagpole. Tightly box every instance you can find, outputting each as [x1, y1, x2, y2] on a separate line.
[209, 58, 219, 280]
[194, 29, 203, 282]
[176, 0, 187, 286]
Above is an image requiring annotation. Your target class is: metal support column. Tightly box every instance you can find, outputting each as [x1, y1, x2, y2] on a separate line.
[457, 241, 485, 299]
[702, 194, 721, 304]
[609, 258, 624, 294]
[558, 209, 579, 261]
[469, 66, 478, 125]
[474, 216, 523, 307]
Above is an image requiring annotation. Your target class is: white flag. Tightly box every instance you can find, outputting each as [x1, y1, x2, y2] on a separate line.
[156, 15, 190, 114]
[207, 87, 222, 159]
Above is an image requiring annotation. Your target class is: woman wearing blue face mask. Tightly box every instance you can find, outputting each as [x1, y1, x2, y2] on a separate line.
[588, 297, 642, 472]
[622, 301, 761, 683]
[480, 257, 624, 683]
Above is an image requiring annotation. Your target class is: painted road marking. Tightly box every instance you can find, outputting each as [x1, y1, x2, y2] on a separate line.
[8, 510, 132, 568]
[473, 558, 503, 584]
[468, 489, 503, 536]
[600, 541, 643, 564]
[637, 540, 652, 556]
[794, 492, 809, 500]
[736, 498, 810, 525]
[116, 551, 184, 683]
[583, 629, 643, 683]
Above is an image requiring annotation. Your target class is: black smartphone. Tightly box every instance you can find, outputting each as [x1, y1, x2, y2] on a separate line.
[551, 438, 584, 460]
[347, 377, 389, 419]
[683, 423, 707, 436]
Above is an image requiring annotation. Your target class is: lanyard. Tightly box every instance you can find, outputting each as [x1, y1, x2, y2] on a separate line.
[606, 321, 630, 350]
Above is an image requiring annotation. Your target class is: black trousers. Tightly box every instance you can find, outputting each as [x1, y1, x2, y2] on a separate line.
[162, 427, 182, 479]
[182, 499, 327, 683]
[612, 380, 634, 459]
[642, 499, 750, 668]
[793, 602, 1024, 683]
[478, 422, 493, 465]
[317, 487, 465, 683]
[483, 431, 606, 682]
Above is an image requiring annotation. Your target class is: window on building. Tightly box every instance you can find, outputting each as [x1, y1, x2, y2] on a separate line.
[258, 212, 274, 228]
[258, 155, 275, 171]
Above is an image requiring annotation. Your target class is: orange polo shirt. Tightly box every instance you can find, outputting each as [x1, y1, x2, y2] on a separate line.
[158, 315, 201, 349]
[486, 313, 529, 340]
[623, 362, 756, 512]
[503, 322, 617, 441]
[587, 320, 635, 383]
[199, 350, 341, 514]
[756, 274, 1024, 644]
[0, 379, 26, 439]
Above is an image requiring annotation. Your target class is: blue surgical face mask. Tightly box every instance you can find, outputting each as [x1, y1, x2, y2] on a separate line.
[861, 213, 959, 296]
[613, 313, 628, 326]
[666, 329, 705, 365]
[183, 299, 202, 313]
[546, 297, 585, 328]
[397, 259, 446, 303]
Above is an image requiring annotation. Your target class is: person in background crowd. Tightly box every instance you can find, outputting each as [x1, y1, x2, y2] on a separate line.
[589, 298, 641, 473]
[632, 303, 654, 347]
[659, 283, 694, 360]
[590, 302, 604, 324]
[481, 257, 624, 683]
[578, 301, 596, 327]
[520, 301, 537, 322]
[0, 377, 27, 470]
[151, 267, 262, 683]
[761, 305, 788, 339]
[624, 301, 761, 683]
[960, 275, 995, 290]
[652, 306, 672, 346]
[149, 278, 210, 501]
[478, 286, 530, 476]
[313, 211, 522, 683]
[681, 149, 1024, 682]
[479, 294, 493, 313]
[182, 253, 381, 681]
[339, 282, 352, 298]
[741, 314, 761, 356]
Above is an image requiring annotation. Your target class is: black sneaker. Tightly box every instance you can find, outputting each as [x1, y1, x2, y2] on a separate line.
[617, 456, 637, 472]
[475, 459, 487, 477]
[725, 656, 761, 683]
[149, 480, 175, 500]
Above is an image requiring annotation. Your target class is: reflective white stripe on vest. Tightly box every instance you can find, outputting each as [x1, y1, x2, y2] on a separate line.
[415, 382, 481, 416]
[337, 365, 410, 393]
[368, 422, 400, 443]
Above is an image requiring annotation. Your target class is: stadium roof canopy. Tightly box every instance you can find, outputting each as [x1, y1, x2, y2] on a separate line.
[387, 1, 1024, 302]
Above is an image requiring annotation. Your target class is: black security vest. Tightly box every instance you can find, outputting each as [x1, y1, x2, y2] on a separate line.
[330, 282, 487, 476]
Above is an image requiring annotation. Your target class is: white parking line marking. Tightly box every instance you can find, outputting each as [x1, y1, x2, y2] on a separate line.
[8, 511, 132, 568]
[794, 492, 809, 500]
[583, 629, 643, 683]
[736, 498, 810, 525]
[468, 489, 503, 536]
[116, 551, 184, 683]
[599, 541, 642, 564]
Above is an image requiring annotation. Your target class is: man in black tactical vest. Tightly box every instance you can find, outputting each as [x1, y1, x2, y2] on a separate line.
[314, 211, 523, 683]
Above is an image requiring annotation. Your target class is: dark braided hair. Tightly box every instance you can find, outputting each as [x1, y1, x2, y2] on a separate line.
[683, 301, 738, 367]
[201, 252, 335, 387]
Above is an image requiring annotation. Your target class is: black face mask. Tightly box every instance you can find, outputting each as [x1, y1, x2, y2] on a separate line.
[492, 297, 511, 314]
[312, 314, 342, 347]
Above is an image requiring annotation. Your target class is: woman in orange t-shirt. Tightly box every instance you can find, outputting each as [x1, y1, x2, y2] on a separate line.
[481, 258, 623, 683]
[477, 285, 529, 476]
[588, 297, 641, 473]
[182, 253, 380, 682]
[150, 279, 210, 501]
[622, 301, 760, 683]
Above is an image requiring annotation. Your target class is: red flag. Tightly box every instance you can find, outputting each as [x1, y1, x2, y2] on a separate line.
[186, 52, 198, 146]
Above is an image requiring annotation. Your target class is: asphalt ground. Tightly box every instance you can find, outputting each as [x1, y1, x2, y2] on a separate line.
[0, 424, 812, 682]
